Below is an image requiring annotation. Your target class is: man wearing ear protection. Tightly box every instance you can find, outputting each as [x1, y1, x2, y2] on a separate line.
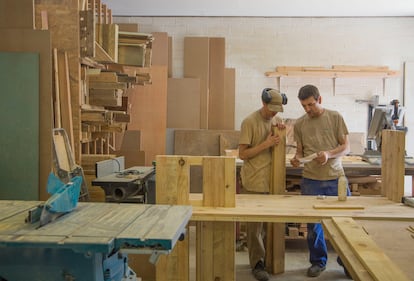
[238, 88, 287, 281]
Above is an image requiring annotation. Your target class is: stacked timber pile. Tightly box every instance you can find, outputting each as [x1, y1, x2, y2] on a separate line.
[80, 0, 153, 158]
[118, 31, 154, 67]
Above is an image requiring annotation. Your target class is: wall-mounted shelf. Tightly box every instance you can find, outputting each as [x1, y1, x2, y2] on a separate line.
[265, 65, 400, 79]
[265, 65, 400, 96]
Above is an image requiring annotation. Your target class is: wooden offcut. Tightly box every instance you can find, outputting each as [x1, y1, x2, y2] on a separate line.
[381, 130, 405, 202]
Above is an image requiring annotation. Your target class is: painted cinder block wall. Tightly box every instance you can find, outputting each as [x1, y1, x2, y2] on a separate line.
[114, 16, 414, 154]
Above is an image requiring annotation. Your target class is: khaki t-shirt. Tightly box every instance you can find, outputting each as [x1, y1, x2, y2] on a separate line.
[239, 110, 272, 192]
[294, 109, 349, 180]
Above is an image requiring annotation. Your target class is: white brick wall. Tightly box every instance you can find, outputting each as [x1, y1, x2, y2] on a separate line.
[114, 16, 414, 152]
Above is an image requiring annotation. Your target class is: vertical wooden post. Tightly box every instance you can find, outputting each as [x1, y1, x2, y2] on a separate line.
[197, 156, 236, 281]
[381, 130, 405, 202]
[266, 127, 286, 274]
[155, 155, 192, 281]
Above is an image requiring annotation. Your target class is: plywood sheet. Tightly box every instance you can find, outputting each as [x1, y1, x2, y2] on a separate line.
[0, 29, 53, 201]
[174, 129, 240, 156]
[0, 0, 34, 29]
[126, 66, 167, 166]
[0, 52, 39, 200]
[167, 78, 201, 129]
[151, 32, 169, 66]
[184, 37, 209, 129]
[208, 37, 225, 129]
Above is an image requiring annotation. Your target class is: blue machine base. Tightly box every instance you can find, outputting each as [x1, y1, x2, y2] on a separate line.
[0, 247, 137, 281]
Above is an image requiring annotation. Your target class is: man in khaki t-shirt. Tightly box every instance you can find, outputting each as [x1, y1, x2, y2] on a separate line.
[290, 84, 351, 279]
[239, 88, 286, 281]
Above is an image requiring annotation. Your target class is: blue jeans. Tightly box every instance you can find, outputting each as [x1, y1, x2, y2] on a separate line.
[301, 177, 350, 267]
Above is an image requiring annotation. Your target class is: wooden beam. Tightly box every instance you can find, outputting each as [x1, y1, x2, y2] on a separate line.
[381, 130, 405, 202]
[331, 217, 410, 281]
[266, 127, 287, 274]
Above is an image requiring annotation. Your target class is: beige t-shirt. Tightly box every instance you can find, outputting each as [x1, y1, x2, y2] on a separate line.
[239, 110, 272, 192]
[294, 109, 349, 180]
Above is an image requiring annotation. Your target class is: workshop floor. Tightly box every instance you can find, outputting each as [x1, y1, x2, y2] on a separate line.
[188, 226, 352, 281]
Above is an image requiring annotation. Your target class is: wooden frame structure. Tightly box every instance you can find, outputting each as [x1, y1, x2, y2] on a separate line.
[154, 131, 411, 281]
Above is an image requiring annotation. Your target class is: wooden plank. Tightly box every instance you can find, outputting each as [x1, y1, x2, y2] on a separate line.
[155, 155, 192, 281]
[189, 194, 414, 222]
[95, 23, 118, 62]
[89, 88, 122, 106]
[267, 127, 287, 274]
[199, 157, 236, 281]
[52, 48, 62, 128]
[322, 219, 375, 281]
[313, 204, 365, 209]
[381, 130, 405, 202]
[223, 68, 236, 130]
[202, 157, 236, 208]
[208, 37, 226, 129]
[151, 32, 169, 66]
[117, 23, 139, 32]
[127, 66, 168, 166]
[266, 65, 400, 79]
[0, 30, 52, 201]
[184, 37, 210, 129]
[57, 51, 75, 150]
[358, 220, 414, 278]
[332, 217, 410, 281]
[167, 78, 201, 129]
[0, 0, 34, 29]
[88, 71, 118, 82]
[174, 129, 240, 156]
[271, 127, 286, 194]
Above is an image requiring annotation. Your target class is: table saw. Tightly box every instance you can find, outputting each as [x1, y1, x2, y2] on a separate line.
[92, 166, 155, 203]
[0, 200, 192, 281]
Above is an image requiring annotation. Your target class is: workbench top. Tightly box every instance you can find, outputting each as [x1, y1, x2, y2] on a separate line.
[189, 194, 414, 223]
[0, 200, 192, 253]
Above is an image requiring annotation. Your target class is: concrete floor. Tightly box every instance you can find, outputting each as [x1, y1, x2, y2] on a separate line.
[189, 226, 352, 281]
[234, 239, 352, 281]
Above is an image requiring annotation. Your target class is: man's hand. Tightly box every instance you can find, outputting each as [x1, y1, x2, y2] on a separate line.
[316, 151, 329, 165]
[265, 132, 280, 148]
[290, 157, 300, 167]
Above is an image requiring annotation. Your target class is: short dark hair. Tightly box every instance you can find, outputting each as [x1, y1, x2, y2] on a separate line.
[298, 84, 320, 101]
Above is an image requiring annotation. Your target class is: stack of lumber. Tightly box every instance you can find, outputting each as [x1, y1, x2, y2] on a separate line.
[88, 71, 126, 107]
[118, 31, 154, 67]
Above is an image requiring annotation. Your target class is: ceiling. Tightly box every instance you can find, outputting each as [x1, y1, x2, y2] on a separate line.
[105, 0, 414, 17]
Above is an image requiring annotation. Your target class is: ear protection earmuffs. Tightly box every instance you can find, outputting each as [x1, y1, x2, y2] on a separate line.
[261, 88, 288, 105]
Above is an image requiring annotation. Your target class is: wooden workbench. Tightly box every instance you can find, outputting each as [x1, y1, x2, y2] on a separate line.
[154, 155, 413, 281]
